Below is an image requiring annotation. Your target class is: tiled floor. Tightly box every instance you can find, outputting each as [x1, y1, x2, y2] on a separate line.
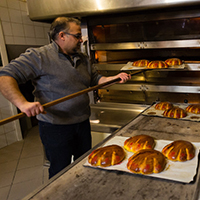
[0, 125, 49, 200]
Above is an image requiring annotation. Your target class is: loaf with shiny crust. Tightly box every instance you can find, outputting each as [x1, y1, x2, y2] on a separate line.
[162, 140, 195, 162]
[124, 135, 155, 153]
[163, 107, 187, 118]
[165, 58, 182, 66]
[147, 61, 169, 68]
[185, 104, 200, 114]
[155, 102, 173, 110]
[88, 145, 125, 167]
[127, 149, 166, 174]
[132, 59, 150, 67]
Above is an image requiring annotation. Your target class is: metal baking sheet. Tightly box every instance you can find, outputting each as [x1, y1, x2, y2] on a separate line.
[84, 136, 200, 183]
[120, 62, 185, 70]
[142, 103, 200, 122]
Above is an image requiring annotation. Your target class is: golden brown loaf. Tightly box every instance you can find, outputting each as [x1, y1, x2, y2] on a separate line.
[132, 59, 150, 67]
[124, 135, 155, 153]
[127, 149, 166, 174]
[163, 107, 187, 118]
[162, 140, 195, 162]
[155, 102, 173, 110]
[185, 104, 200, 114]
[147, 61, 169, 68]
[165, 58, 182, 66]
[88, 145, 125, 167]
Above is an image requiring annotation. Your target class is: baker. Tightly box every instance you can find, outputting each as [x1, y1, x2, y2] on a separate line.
[0, 17, 131, 178]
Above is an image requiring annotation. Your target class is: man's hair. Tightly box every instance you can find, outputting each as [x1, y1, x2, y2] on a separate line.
[49, 17, 81, 41]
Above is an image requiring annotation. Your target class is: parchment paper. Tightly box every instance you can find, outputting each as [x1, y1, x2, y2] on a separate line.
[120, 62, 185, 71]
[142, 103, 200, 122]
[84, 136, 200, 183]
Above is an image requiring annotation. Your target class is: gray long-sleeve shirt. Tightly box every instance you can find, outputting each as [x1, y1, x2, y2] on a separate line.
[0, 41, 102, 124]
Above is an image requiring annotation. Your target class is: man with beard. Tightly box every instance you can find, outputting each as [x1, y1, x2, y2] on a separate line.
[0, 17, 131, 178]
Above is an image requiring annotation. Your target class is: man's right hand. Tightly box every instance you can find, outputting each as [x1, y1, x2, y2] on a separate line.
[0, 76, 46, 117]
[18, 101, 46, 117]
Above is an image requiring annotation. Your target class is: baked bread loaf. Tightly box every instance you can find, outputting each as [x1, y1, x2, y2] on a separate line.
[165, 58, 182, 66]
[185, 104, 200, 114]
[155, 102, 173, 110]
[88, 145, 125, 167]
[124, 135, 155, 153]
[127, 149, 166, 174]
[147, 61, 169, 68]
[162, 140, 195, 162]
[163, 107, 187, 118]
[132, 59, 150, 67]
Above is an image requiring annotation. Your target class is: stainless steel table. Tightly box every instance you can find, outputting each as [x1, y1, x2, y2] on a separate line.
[23, 114, 200, 200]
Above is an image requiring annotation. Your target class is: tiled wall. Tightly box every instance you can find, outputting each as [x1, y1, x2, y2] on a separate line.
[0, 0, 50, 148]
[0, 0, 50, 45]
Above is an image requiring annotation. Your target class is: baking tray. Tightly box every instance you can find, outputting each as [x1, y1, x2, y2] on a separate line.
[142, 103, 200, 122]
[84, 136, 200, 183]
[120, 62, 185, 71]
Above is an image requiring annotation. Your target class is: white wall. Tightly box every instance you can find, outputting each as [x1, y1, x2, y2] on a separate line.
[0, 0, 50, 46]
[0, 0, 50, 148]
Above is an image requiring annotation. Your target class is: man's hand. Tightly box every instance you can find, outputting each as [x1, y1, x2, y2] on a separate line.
[18, 101, 46, 117]
[0, 76, 46, 117]
[98, 72, 131, 85]
[115, 72, 131, 83]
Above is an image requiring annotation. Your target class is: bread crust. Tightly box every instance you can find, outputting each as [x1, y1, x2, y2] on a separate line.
[186, 104, 200, 114]
[163, 107, 187, 118]
[132, 59, 150, 67]
[124, 135, 155, 153]
[88, 145, 125, 167]
[147, 61, 169, 68]
[127, 149, 166, 174]
[162, 140, 195, 162]
[155, 102, 173, 110]
[165, 58, 182, 65]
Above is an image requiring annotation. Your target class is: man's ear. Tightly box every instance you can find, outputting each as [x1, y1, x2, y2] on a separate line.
[58, 31, 66, 41]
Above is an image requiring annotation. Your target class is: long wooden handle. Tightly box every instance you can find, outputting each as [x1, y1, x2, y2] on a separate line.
[0, 70, 144, 126]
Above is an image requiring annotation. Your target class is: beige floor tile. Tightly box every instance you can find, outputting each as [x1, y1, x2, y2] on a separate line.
[0, 186, 10, 200]
[0, 141, 24, 154]
[24, 133, 40, 140]
[0, 171, 14, 187]
[0, 160, 18, 174]
[13, 165, 43, 184]
[17, 155, 44, 170]
[24, 126, 39, 136]
[0, 151, 21, 164]
[7, 178, 43, 200]
[20, 146, 44, 159]
[0, 125, 47, 199]
[23, 140, 43, 150]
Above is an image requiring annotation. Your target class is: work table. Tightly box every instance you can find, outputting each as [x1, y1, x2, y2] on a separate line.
[23, 114, 200, 200]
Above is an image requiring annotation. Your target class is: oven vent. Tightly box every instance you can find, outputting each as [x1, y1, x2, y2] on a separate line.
[27, 0, 200, 22]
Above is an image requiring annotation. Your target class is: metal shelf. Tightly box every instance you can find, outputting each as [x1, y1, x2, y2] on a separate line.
[91, 40, 200, 50]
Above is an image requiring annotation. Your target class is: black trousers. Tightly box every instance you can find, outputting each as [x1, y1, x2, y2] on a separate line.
[38, 119, 91, 178]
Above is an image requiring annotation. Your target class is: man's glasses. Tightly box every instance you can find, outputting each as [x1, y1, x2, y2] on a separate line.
[64, 32, 82, 40]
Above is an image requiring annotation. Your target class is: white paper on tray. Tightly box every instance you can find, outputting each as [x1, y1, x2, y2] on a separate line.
[120, 62, 185, 71]
[84, 136, 200, 183]
[120, 62, 147, 71]
[142, 103, 200, 122]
